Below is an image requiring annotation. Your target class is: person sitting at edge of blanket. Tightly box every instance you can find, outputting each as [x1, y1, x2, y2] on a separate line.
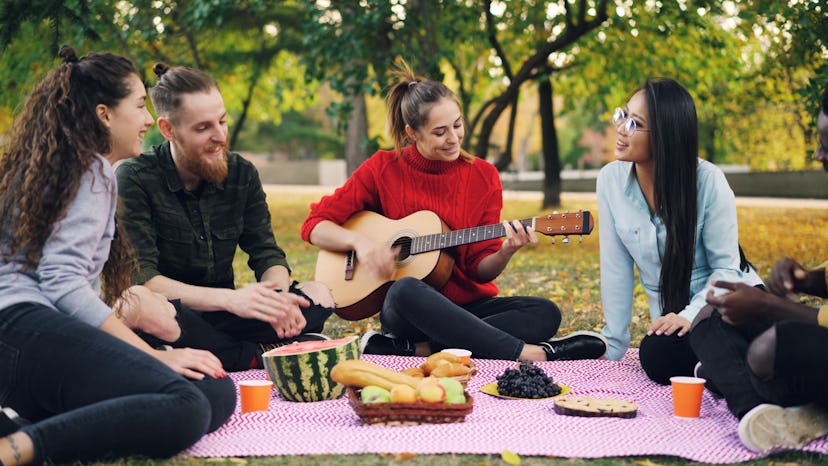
[301, 59, 607, 361]
[597, 77, 763, 384]
[115, 63, 335, 371]
[690, 84, 828, 453]
[0, 46, 234, 466]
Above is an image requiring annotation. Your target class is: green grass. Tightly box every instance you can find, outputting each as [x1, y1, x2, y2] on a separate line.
[105, 190, 828, 466]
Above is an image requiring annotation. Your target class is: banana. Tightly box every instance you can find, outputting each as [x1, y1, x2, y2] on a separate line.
[330, 359, 420, 390]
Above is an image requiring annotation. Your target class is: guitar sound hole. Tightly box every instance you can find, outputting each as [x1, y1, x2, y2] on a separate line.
[392, 237, 413, 261]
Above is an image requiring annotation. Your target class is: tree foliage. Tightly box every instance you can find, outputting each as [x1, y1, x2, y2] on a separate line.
[0, 0, 320, 153]
[1, 0, 825, 179]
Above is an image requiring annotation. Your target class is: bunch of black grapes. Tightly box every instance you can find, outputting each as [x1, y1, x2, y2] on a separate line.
[496, 361, 562, 399]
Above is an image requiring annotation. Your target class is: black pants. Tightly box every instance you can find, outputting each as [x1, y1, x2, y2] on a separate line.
[638, 332, 699, 385]
[380, 277, 561, 360]
[1, 303, 235, 465]
[690, 310, 828, 418]
[138, 282, 334, 371]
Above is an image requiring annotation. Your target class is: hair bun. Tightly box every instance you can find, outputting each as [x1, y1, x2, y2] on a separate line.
[58, 45, 79, 64]
[153, 62, 170, 77]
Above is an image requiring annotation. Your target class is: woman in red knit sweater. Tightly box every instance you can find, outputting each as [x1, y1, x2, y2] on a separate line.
[301, 62, 606, 361]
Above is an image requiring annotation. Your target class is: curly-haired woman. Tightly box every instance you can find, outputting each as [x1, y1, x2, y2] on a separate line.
[0, 46, 234, 465]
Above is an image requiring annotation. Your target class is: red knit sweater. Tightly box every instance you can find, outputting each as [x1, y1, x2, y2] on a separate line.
[301, 145, 503, 304]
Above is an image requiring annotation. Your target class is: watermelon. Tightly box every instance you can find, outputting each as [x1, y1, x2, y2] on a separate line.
[262, 335, 359, 402]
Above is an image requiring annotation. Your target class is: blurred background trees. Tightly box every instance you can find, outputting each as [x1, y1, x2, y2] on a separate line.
[1, 0, 825, 206]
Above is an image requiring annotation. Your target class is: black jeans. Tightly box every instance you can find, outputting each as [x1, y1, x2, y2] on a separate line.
[380, 277, 561, 360]
[690, 310, 828, 418]
[638, 332, 699, 385]
[138, 282, 334, 371]
[0, 302, 235, 465]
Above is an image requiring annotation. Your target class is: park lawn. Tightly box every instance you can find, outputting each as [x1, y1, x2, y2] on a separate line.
[101, 191, 828, 466]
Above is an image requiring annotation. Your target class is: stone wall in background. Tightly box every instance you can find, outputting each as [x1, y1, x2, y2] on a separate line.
[252, 159, 827, 199]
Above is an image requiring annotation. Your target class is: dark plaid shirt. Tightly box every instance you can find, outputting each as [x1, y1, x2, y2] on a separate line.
[115, 142, 289, 289]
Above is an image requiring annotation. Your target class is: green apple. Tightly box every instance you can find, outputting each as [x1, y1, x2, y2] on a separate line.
[360, 385, 391, 404]
[439, 377, 466, 404]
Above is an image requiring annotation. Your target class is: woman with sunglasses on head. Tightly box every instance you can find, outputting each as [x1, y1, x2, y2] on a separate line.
[596, 77, 762, 384]
[0, 46, 234, 466]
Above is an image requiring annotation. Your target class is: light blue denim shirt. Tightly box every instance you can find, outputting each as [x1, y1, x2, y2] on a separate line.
[597, 159, 763, 360]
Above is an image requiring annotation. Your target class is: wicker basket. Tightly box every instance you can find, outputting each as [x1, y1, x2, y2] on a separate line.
[451, 360, 477, 388]
[347, 387, 474, 425]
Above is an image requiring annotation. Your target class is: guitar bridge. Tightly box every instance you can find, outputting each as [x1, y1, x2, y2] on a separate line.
[345, 251, 355, 281]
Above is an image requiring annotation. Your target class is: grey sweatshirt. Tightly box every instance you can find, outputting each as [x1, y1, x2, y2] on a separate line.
[0, 155, 117, 326]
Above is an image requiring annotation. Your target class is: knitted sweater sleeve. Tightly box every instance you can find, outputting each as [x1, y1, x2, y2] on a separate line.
[301, 154, 382, 242]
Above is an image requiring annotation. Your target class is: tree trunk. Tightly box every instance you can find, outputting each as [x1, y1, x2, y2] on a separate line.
[344, 91, 370, 175]
[493, 92, 519, 170]
[700, 119, 717, 164]
[539, 77, 561, 208]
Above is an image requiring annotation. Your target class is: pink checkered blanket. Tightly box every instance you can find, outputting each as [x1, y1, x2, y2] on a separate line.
[186, 350, 828, 463]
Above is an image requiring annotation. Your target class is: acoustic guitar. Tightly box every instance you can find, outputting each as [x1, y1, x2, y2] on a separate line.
[314, 209, 594, 321]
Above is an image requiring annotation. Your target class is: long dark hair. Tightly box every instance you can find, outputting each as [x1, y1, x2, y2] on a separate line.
[641, 78, 698, 315]
[0, 45, 138, 306]
[385, 59, 474, 162]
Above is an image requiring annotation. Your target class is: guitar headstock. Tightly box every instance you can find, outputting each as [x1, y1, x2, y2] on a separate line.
[533, 210, 594, 238]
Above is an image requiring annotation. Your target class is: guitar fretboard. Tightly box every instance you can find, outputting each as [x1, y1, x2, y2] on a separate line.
[410, 218, 535, 254]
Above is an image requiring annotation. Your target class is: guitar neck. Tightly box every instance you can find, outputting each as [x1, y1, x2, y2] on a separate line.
[410, 218, 536, 255]
[409, 211, 592, 255]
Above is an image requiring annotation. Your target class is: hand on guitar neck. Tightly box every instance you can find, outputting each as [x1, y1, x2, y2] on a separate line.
[315, 209, 594, 321]
[477, 219, 539, 282]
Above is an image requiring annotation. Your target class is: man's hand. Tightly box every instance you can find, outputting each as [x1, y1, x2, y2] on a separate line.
[766, 257, 827, 299]
[705, 280, 773, 326]
[224, 280, 310, 338]
[154, 347, 226, 380]
[648, 312, 691, 337]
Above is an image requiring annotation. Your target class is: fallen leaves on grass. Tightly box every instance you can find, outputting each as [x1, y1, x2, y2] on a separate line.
[501, 450, 521, 465]
[378, 452, 418, 461]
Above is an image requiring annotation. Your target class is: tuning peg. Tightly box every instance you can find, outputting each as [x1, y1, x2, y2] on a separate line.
[562, 236, 570, 244]
[579, 235, 583, 243]
[551, 237, 555, 244]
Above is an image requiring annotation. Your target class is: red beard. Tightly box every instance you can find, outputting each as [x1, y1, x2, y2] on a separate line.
[179, 144, 229, 184]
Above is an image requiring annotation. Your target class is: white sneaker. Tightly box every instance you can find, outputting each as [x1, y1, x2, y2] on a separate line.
[738, 403, 828, 452]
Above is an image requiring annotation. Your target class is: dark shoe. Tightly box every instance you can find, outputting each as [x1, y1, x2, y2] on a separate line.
[359, 330, 415, 356]
[540, 331, 607, 361]
[258, 333, 332, 355]
[1, 407, 30, 437]
[694, 361, 723, 397]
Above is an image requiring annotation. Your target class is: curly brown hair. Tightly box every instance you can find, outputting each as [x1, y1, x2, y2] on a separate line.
[0, 45, 138, 306]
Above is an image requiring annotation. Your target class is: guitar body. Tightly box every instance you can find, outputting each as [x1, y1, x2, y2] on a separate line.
[315, 210, 456, 321]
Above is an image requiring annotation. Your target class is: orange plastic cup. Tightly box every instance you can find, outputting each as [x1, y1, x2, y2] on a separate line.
[239, 380, 273, 413]
[670, 376, 706, 418]
[441, 348, 472, 364]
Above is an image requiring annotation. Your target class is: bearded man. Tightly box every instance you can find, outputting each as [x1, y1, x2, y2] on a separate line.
[115, 64, 334, 372]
